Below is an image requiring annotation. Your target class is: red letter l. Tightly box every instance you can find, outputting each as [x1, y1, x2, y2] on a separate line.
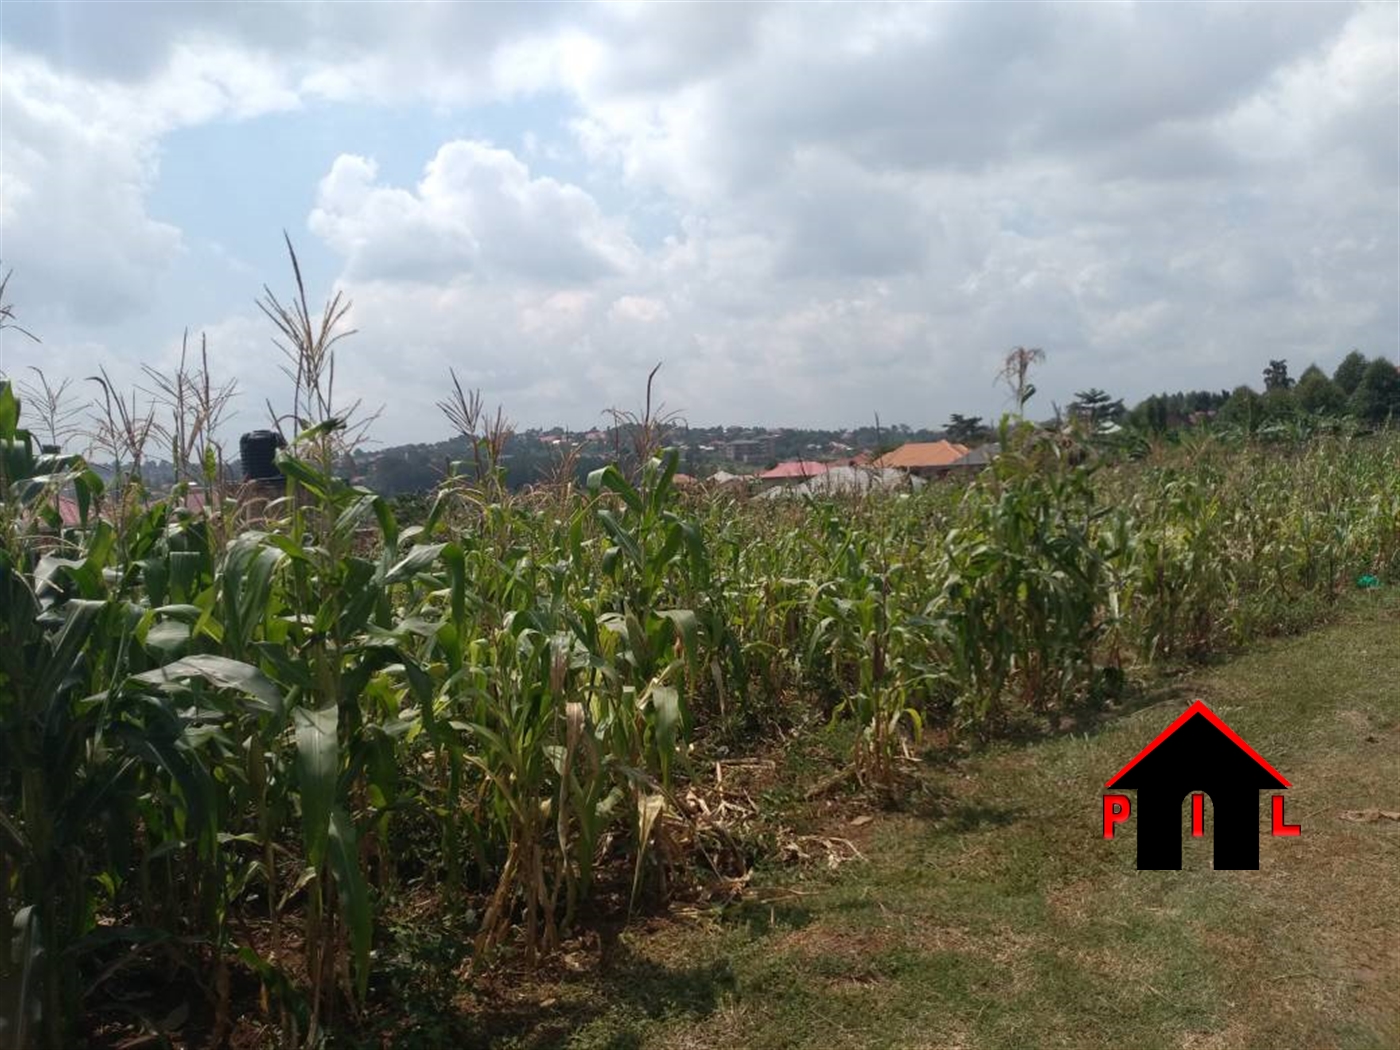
[1271, 795, 1301, 836]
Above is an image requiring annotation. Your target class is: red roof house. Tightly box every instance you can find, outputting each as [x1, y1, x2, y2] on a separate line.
[758, 460, 830, 482]
[872, 441, 970, 476]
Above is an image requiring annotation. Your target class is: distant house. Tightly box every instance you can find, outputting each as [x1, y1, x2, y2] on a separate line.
[56, 495, 83, 527]
[758, 460, 830, 483]
[760, 465, 923, 499]
[704, 470, 752, 488]
[872, 440, 970, 478]
[826, 450, 873, 468]
[946, 443, 1000, 473]
[51, 488, 210, 528]
[722, 436, 777, 464]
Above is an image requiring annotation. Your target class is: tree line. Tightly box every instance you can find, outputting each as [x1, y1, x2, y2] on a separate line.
[1189, 351, 1399, 432]
[947, 350, 1399, 442]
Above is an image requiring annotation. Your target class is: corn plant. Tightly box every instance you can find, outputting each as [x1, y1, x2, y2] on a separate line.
[6, 308, 1400, 1050]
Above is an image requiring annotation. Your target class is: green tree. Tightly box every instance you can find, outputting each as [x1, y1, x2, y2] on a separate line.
[1294, 365, 1346, 415]
[1129, 394, 1171, 433]
[1216, 384, 1262, 432]
[1261, 386, 1298, 423]
[945, 413, 989, 444]
[1263, 359, 1293, 391]
[1127, 389, 1231, 432]
[367, 450, 440, 495]
[1348, 357, 1400, 425]
[1069, 388, 1124, 427]
[1333, 350, 1368, 396]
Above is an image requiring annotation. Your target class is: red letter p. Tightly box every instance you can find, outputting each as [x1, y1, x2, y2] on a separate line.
[1103, 794, 1131, 838]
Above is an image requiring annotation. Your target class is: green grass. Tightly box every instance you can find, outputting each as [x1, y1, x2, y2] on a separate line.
[447, 592, 1400, 1050]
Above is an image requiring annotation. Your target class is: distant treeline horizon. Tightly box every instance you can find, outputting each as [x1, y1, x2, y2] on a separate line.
[21, 348, 1399, 499]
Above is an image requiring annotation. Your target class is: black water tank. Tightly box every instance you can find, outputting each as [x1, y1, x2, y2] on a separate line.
[239, 430, 286, 481]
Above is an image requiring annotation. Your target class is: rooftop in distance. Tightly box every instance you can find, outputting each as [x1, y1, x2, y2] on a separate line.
[873, 440, 970, 470]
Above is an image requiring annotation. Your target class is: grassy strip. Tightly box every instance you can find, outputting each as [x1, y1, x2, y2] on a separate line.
[427, 591, 1399, 1050]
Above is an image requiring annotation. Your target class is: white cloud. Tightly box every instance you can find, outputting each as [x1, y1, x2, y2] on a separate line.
[608, 295, 669, 324]
[308, 142, 639, 284]
[0, 44, 301, 324]
[1, 1, 1395, 441]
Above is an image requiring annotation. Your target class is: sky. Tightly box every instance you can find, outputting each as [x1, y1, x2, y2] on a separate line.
[1, 0, 1397, 446]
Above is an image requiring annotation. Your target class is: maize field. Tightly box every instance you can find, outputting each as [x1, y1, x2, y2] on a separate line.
[2, 377, 1399, 1047]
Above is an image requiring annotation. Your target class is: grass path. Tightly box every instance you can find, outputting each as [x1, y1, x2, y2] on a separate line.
[415, 595, 1400, 1049]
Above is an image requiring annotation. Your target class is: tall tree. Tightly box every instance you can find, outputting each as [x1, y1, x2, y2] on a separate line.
[1069, 388, 1124, 427]
[1294, 365, 1346, 415]
[1348, 357, 1400, 424]
[1261, 387, 1298, 423]
[1217, 385, 1262, 432]
[1333, 350, 1368, 396]
[1141, 395, 1170, 432]
[1262, 359, 1293, 391]
[945, 413, 988, 444]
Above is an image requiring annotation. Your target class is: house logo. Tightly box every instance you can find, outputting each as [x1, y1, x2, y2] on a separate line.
[1102, 701, 1300, 869]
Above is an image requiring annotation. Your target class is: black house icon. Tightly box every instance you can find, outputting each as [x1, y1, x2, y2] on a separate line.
[1106, 701, 1289, 870]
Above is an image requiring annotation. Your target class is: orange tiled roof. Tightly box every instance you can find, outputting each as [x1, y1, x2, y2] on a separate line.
[872, 440, 970, 469]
